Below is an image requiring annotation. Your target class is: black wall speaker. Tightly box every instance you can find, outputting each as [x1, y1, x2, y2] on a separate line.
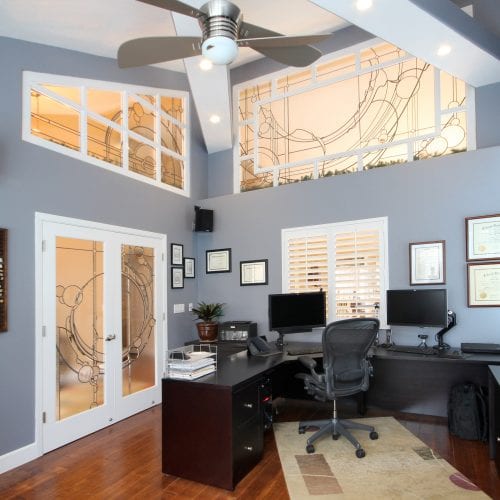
[194, 206, 214, 232]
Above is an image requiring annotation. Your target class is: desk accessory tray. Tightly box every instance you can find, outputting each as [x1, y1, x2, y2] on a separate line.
[166, 344, 217, 380]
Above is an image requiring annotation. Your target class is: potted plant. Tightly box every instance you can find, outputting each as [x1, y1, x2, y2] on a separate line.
[192, 301, 224, 341]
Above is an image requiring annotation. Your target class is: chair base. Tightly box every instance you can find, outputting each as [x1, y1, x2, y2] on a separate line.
[298, 417, 377, 456]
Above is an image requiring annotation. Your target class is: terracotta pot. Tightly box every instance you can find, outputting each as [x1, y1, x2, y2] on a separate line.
[196, 322, 218, 342]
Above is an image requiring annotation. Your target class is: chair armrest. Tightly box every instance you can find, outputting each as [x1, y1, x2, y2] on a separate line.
[298, 356, 317, 370]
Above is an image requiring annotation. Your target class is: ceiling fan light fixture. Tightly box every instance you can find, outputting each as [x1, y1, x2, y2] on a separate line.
[199, 58, 213, 71]
[202, 36, 238, 65]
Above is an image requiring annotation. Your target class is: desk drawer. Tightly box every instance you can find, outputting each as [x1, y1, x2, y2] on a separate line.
[233, 415, 263, 484]
[233, 382, 260, 427]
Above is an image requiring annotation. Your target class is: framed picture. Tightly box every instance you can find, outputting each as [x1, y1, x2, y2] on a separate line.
[206, 248, 231, 273]
[467, 262, 500, 307]
[184, 257, 195, 278]
[409, 240, 446, 285]
[171, 267, 184, 289]
[240, 259, 268, 286]
[171, 243, 184, 265]
[466, 213, 500, 261]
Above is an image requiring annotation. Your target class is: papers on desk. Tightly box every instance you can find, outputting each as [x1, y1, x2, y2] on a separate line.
[166, 344, 217, 380]
[168, 364, 216, 380]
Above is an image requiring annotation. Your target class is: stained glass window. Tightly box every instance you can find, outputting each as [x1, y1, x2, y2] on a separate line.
[235, 42, 471, 193]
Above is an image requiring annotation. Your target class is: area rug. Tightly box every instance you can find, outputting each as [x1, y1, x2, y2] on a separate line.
[273, 417, 488, 499]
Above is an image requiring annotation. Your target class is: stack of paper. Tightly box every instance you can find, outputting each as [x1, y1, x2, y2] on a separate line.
[168, 351, 216, 380]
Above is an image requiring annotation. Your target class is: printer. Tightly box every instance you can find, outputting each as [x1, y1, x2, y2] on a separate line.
[218, 321, 257, 341]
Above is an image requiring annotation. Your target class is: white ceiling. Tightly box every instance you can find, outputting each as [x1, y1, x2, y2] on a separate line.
[1, 0, 499, 154]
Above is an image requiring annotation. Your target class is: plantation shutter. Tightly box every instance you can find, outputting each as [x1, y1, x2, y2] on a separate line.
[334, 229, 381, 320]
[287, 234, 329, 296]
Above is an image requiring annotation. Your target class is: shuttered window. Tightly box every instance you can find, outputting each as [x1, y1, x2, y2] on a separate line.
[282, 218, 388, 325]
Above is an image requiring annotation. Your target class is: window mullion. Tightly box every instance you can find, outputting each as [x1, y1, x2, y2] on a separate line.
[122, 91, 129, 172]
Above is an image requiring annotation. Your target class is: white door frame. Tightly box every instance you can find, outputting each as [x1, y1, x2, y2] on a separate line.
[34, 212, 168, 456]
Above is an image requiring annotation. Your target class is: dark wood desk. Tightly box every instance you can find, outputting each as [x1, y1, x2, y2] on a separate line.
[162, 346, 500, 490]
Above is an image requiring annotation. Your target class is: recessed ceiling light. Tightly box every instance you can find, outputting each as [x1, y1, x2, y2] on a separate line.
[437, 44, 452, 56]
[355, 0, 373, 11]
[209, 114, 221, 124]
[199, 58, 213, 71]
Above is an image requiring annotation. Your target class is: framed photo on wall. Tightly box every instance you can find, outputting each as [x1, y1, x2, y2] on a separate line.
[171, 243, 184, 265]
[184, 257, 195, 278]
[467, 262, 500, 307]
[171, 267, 184, 289]
[409, 240, 446, 285]
[466, 213, 500, 261]
[240, 259, 268, 286]
[206, 248, 231, 273]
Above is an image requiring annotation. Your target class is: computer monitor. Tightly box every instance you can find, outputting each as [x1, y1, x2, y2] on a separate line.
[268, 291, 326, 334]
[386, 289, 448, 327]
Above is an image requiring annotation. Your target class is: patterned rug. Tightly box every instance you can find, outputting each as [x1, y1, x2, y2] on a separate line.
[273, 417, 488, 499]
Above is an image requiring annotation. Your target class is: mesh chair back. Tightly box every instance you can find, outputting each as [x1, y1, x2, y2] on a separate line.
[322, 318, 379, 398]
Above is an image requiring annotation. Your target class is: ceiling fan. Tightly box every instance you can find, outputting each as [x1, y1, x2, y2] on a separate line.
[118, 0, 331, 68]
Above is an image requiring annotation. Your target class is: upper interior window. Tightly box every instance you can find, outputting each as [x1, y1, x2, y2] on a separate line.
[234, 41, 473, 193]
[23, 72, 190, 196]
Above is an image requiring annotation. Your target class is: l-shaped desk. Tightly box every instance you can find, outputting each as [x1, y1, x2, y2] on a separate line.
[162, 344, 500, 490]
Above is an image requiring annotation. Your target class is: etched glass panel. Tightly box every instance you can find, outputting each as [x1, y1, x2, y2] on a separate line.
[31, 90, 80, 151]
[41, 84, 81, 104]
[319, 156, 358, 177]
[56, 237, 104, 420]
[441, 71, 466, 111]
[238, 82, 271, 121]
[160, 117, 183, 154]
[360, 42, 405, 68]
[87, 89, 122, 122]
[276, 69, 312, 93]
[129, 137, 156, 179]
[161, 152, 184, 189]
[122, 245, 156, 397]
[161, 96, 184, 122]
[240, 159, 273, 192]
[128, 97, 155, 142]
[87, 118, 122, 167]
[278, 164, 314, 185]
[317, 54, 356, 81]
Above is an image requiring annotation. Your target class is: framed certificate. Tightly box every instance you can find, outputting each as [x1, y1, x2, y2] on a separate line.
[466, 214, 500, 261]
[171, 243, 184, 265]
[240, 259, 268, 286]
[206, 248, 231, 273]
[409, 240, 446, 285]
[171, 267, 184, 289]
[184, 257, 195, 278]
[467, 262, 500, 307]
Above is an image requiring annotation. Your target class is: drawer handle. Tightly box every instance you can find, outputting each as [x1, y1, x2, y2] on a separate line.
[244, 446, 253, 452]
[243, 403, 254, 409]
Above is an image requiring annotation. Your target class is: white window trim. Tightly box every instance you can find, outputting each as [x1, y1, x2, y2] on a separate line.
[233, 38, 475, 194]
[282, 216, 389, 328]
[22, 71, 190, 197]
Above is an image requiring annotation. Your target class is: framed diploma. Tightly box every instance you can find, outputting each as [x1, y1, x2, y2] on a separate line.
[466, 213, 500, 261]
[171, 267, 184, 289]
[409, 240, 445, 285]
[184, 257, 195, 278]
[240, 259, 268, 286]
[171, 243, 184, 265]
[206, 248, 231, 273]
[467, 262, 500, 307]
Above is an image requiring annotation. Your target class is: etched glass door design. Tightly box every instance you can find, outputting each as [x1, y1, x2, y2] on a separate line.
[41, 218, 165, 452]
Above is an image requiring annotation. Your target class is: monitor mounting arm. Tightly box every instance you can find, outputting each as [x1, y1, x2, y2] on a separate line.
[434, 310, 457, 351]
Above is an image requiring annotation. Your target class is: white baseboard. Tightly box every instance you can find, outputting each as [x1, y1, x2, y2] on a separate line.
[0, 442, 40, 475]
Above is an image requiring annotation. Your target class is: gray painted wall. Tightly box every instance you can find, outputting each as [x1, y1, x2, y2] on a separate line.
[0, 37, 206, 455]
[197, 146, 500, 349]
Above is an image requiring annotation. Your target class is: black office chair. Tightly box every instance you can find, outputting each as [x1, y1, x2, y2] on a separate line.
[296, 318, 379, 458]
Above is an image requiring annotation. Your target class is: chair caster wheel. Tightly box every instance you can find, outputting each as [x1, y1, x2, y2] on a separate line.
[332, 433, 340, 440]
[369, 431, 378, 440]
[298, 427, 306, 434]
[356, 448, 366, 458]
[306, 444, 315, 454]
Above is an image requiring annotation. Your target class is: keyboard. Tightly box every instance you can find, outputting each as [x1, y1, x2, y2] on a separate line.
[287, 344, 323, 356]
[461, 343, 500, 354]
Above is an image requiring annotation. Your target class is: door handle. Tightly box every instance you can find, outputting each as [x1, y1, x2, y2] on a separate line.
[105, 334, 116, 341]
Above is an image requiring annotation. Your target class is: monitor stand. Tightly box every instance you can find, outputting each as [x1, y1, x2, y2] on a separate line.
[433, 311, 457, 351]
[275, 331, 285, 351]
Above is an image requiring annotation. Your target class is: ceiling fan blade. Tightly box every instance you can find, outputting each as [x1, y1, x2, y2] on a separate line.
[137, 0, 206, 19]
[118, 36, 202, 68]
[249, 45, 323, 67]
[238, 34, 330, 49]
[239, 21, 282, 39]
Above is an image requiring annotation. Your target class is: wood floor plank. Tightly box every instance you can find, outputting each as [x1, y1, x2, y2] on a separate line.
[0, 400, 498, 499]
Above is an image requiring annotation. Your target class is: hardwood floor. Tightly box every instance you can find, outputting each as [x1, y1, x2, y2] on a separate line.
[1, 399, 499, 499]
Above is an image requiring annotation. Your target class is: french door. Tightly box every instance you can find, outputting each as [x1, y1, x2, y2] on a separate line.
[40, 216, 166, 452]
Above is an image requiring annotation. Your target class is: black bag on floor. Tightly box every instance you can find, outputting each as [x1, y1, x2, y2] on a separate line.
[448, 383, 488, 441]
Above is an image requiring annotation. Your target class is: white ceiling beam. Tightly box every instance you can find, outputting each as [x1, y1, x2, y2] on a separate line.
[310, 0, 500, 87]
[171, 3, 233, 154]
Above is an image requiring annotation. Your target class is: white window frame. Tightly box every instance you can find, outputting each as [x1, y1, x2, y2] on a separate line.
[282, 217, 389, 328]
[22, 71, 190, 197]
[233, 38, 476, 194]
